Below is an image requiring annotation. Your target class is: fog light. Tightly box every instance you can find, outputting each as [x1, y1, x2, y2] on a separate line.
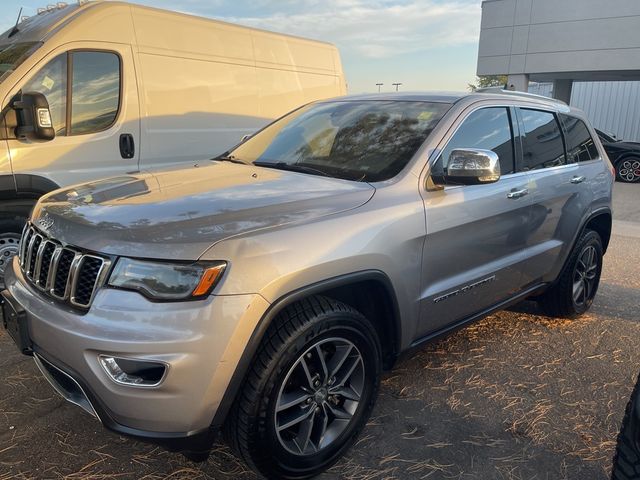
[99, 356, 167, 387]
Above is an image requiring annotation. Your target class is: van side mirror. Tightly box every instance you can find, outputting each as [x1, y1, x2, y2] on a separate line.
[442, 148, 501, 185]
[12, 92, 55, 141]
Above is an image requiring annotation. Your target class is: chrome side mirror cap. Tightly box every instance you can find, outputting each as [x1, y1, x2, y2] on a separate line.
[444, 148, 501, 185]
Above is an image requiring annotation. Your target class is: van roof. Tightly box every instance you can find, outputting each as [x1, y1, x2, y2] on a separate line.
[0, 1, 336, 48]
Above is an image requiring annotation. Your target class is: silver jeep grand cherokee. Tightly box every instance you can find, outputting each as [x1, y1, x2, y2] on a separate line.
[1, 92, 613, 479]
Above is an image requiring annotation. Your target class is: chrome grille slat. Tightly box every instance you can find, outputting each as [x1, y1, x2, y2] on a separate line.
[18, 224, 109, 309]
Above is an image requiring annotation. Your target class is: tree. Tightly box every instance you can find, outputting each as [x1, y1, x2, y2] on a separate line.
[468, 75, 508, 92]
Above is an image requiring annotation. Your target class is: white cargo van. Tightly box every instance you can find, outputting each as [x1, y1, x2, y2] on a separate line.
[0, 1, 346, 282]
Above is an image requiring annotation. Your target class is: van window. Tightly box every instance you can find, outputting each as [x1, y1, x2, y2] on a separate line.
[560, 114, 599, 162]
[434, 107, 515, 176]
[21, 53, 67, 135]
[70, 52, 120, 135]
[520, 109, 566, 170]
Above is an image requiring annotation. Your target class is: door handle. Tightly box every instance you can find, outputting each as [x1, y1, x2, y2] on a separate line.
[507, 188, 529, 199]
[570, 175, 586, 184]
[119, 134, 135, 159]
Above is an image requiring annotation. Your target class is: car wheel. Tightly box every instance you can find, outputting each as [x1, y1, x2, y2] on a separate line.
[612, 373, 640, 480]
[0, 216, 26, 289]
[225, 295, 382, 480]
[538, 229, 603, 318]
[616, 157, 640, 183]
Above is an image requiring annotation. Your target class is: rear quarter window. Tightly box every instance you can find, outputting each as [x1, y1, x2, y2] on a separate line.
[519, 108, 566, 171]
[560, 114, 599, 162]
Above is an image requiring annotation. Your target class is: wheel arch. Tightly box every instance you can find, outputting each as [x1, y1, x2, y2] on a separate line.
[211, 270, 402, 428]
[582, 208, 612, 254]
[0, 174, 60, 215]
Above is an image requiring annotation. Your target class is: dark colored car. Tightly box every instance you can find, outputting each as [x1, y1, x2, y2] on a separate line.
[612, 373, 640, 479]
[596, 129, 640, 183]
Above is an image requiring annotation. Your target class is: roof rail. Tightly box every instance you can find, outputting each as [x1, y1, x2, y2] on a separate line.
[474, 87, 567, 105]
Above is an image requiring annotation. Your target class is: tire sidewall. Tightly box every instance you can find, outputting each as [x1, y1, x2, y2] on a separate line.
[251, 313, 381, 479]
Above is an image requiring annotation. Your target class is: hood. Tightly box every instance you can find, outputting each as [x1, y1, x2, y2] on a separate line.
[32, 162, 375, 259]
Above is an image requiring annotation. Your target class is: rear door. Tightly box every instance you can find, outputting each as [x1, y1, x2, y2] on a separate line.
[417, 106, 532, 338]
[3, 42, 140, 189]
[516, 108, 596, 287]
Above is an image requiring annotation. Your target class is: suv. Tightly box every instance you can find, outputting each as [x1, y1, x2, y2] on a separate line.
[1, 92, 613, 479]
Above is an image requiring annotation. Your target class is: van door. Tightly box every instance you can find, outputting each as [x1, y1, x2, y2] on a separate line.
[417, 106, 532, 338]
[517, 109, 597, 286]
[3, 42, 140, 189]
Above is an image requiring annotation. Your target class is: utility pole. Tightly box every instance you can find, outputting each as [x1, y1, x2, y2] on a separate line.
[375, 83, 383, 93]
[392, 82, 402, 92]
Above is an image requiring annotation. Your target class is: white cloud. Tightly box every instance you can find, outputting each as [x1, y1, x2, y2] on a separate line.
[222, 0, 481, 59]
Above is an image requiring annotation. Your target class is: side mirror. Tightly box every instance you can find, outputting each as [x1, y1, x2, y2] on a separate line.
[12, 91, 55, 141]
[443, 148, 501, 185]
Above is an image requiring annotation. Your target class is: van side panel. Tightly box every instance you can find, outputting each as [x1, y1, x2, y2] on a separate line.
[132, 8, 267, 166]
[130, 5, 345, 169]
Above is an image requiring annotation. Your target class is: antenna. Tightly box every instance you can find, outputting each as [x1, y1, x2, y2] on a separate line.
[8, 7, 23, 38]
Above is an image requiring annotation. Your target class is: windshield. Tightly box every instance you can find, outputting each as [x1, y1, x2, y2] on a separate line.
[0, 42, 41, 84]
[228, 100, 451, 182]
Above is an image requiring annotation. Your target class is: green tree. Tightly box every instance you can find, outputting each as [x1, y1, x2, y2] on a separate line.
[468, 75, 508, 92]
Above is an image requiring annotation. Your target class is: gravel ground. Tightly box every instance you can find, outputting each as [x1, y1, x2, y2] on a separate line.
[1, 185, 639, 480]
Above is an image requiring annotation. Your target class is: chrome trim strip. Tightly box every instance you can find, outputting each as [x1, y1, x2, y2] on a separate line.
[98, 354, 169, 389]
[33, 239, 49, 287]
[46, 246, 63, 292]
[24, 233, 39, 276]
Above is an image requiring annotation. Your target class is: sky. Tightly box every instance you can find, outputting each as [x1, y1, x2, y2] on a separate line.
[1, 0, 483, 93]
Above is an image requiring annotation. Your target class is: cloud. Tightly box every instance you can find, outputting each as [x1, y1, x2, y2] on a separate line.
[221, 0, 481, 59]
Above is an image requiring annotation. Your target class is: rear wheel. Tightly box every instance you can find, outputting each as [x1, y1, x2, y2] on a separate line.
[612, 373, 640, 479]
[537, 229, 603, 318]
[225, 296, 381, 479]
[616, 157, 640, 183]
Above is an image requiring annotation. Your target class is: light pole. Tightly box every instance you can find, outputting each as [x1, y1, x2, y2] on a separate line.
[392, 82, 402, 92]
[375, 83, 383, 93]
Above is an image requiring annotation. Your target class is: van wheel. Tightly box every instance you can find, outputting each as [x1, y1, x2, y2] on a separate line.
[0, 215, 27, 289]
[225, 296, 381, 480]
[611, 373, 640, 479]
[538, 229, 603, 318]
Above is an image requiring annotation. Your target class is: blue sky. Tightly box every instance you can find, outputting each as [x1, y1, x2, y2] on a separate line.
[2, 0, 482, 93]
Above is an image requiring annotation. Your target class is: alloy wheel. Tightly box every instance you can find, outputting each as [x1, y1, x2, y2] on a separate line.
[572, 245, 599, 307]
[618, 159, 640, 182]
[274, 337, 365, 456]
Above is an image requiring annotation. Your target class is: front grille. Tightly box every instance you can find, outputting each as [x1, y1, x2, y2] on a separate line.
[19, 224, 110, 309]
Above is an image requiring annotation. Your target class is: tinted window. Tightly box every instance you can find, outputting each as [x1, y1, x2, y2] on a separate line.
[22, 53, 67, 135]
[70, 52, 120, 135]
[435, 107, 515, 175]
[520, 109, 566, 170]
[230, 100, 451, 182]
[561, 115, 599, 162]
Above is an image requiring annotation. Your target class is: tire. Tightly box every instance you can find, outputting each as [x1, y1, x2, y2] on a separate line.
[537, 229, 603, 318]
[612, 373, 640, 479]
[615, 157, 640, 183]
[0, 211, 29, 289]
[225, 295, 382, 480]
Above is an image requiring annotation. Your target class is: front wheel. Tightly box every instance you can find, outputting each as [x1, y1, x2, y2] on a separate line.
[616, 157, 640, 183]
[537, 229, 603, 318]
[225, 296, 382, 479]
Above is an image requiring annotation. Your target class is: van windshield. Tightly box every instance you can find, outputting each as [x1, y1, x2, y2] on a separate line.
[0, 42, 41, 84]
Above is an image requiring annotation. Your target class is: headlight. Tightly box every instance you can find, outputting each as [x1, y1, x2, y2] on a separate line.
[107, 258, 226, 301]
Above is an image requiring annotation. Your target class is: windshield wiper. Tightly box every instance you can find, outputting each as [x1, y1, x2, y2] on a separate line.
[213, 154, 250, 165]
[254, 161, 331, 177]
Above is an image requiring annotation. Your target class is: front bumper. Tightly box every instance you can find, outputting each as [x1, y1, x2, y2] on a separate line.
[3, 257, 269, 440]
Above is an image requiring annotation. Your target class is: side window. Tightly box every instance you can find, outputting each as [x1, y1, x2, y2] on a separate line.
[520, 109, 566, 170]
[70, 51, 120, 135]
[560, 114, 599, 162]
[436, 107, 515, 176]
[22, 53, 67, 135]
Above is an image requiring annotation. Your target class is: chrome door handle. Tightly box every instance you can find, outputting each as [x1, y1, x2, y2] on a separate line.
[507, 188, 529, 199]
[570, 175, 586, 184]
